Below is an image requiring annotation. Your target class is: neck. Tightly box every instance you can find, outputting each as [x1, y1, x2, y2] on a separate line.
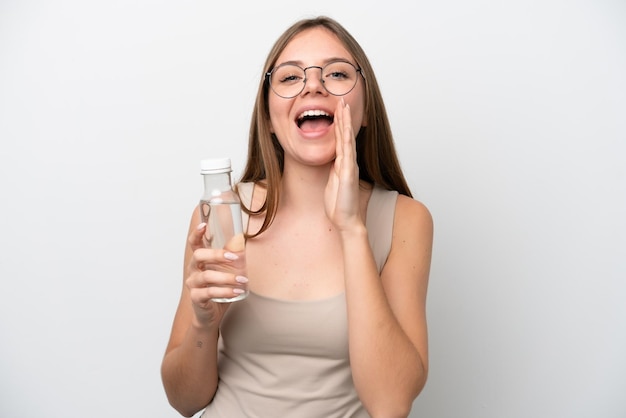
[279, 162, 332, 212]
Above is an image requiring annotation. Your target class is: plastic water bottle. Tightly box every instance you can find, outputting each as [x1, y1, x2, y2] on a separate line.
[199, 158, 247, 302]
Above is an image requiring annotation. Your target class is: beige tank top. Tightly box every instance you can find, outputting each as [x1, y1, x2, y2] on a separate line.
[201, 183, 398, 418]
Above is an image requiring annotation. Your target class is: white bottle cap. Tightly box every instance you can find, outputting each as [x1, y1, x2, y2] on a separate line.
[200, 158, 232, 174]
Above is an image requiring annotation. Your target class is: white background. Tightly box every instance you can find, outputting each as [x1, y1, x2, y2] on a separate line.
[1, 1, 625, 417]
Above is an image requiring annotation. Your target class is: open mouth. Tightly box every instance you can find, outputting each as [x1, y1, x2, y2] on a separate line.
[296, 109, 334, 132]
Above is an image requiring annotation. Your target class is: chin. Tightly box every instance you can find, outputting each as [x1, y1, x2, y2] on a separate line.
[293, 151, 336, 168]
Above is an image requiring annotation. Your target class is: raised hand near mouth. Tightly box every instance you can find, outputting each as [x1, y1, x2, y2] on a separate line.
[325, 98, 362, 233]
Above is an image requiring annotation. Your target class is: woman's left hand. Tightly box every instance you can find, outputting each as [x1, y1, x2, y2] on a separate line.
[325, 98, 362, 232]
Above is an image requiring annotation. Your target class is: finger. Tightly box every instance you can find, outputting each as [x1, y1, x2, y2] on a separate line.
[189, 286, 246, 307]
[190, 247, 240, 274]
[187, 271, 248, 305]
[334, 99, 345, 163]
[188, 285, 214, 307]
[337, 100, 357, 185]
[342, 102, 355, 167]
[335, 99, 350, 178]
[188, 222, 207, 252]
[187, 269, 248, 291]
[224, 233, 245, 252]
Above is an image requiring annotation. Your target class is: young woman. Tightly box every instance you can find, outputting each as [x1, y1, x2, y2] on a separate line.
[162, 16, 433, 418]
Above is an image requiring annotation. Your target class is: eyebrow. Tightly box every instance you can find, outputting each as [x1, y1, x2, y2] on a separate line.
[275, 57, 355, 68]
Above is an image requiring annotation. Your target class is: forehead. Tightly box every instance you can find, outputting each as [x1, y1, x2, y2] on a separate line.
[276, 27, 353, 65]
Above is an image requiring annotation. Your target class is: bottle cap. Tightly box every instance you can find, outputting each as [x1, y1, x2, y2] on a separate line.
[200, 158, 232, 174]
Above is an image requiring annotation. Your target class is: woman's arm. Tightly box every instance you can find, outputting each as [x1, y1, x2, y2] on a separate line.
[161, 210, 247, 417]
[342, 196, 432, 418]
[326, 99, 433, 417]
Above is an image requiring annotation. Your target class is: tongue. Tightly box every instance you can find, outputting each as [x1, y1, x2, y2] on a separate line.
[300, 118, 332, 132]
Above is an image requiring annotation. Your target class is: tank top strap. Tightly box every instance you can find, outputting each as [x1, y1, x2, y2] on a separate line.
[366, 185, 399, 273]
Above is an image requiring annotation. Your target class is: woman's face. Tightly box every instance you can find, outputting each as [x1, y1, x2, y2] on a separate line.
[268, 27, 366, 169]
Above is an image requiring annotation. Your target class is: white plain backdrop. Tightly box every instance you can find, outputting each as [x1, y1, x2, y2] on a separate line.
[1, 1, 625, 417]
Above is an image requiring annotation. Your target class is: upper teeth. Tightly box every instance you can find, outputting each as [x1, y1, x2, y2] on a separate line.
[298, 110, 330, 119]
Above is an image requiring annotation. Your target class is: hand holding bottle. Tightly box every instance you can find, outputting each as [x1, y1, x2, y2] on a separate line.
[185, 222, 248, 328]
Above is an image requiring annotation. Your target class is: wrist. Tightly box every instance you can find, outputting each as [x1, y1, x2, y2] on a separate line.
[338, 222, 368, 242]
[191, 316, 220, 337]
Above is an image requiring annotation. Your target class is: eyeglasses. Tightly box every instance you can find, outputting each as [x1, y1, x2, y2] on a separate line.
[266, 60, 363, 99]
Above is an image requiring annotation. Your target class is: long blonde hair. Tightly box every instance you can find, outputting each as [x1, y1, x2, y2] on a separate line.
[239, 16, 411, 237]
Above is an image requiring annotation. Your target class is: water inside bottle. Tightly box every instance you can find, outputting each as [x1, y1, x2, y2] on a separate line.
[199, 200, 244, 249]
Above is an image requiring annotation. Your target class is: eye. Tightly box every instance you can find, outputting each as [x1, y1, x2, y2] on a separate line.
[323, 61, 356, 82]
[327, 70, 349, 80]
[274, 65, 304, 84]
[280, 74, 302, 83]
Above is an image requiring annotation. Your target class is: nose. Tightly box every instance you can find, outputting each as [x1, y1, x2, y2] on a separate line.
[301, 65, 326, 96]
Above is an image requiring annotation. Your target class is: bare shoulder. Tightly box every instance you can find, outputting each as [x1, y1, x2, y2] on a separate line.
[383, 194, 433, 299]
[394, 194, 433, 237]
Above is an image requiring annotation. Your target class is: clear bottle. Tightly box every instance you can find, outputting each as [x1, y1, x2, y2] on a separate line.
[199, 158, 248, 302]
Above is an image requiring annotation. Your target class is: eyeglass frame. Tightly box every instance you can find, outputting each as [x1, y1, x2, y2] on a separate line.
[265, 59, 365, 99]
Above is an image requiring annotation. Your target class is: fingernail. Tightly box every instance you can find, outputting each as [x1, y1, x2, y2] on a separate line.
[197, 222, 207, 231]
[233, 288, 245, 294]
[341, 97, 345, 107]
[224, 252, 239, 261]
[235, 275, 249, 284]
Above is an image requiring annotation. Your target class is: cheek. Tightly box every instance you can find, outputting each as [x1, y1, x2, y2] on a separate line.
[268, 95, 290, 134]
[345, 85, 367, 128]
[353, 105, 365, 129]
[347, 98, 366, 129]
